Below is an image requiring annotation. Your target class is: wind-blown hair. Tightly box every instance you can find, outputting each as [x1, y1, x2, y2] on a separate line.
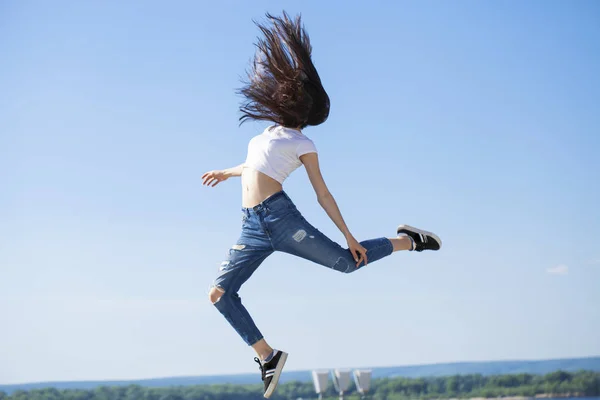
[238, 12, 330, 129]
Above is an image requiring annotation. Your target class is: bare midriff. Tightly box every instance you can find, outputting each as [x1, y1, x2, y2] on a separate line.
[241, 167, 284, 208]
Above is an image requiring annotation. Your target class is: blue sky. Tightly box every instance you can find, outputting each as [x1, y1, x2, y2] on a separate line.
[1, 0, 599, 385]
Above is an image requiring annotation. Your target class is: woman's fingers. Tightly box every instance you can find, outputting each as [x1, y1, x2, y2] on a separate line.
[353, 245, 368, 267]
[202, 171, 227, 187]
[361, 246, 368, 265]
[349, 245, 358, 261]
[203, 175, 224, 187]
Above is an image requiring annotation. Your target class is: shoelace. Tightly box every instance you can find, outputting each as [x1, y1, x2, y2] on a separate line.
[254, 357, 265, 379]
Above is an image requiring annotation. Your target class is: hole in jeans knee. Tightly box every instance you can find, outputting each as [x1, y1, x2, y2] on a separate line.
[332, 257, 353, 273]
[209, 286, 225, 304]
[219, 261, 230, 271]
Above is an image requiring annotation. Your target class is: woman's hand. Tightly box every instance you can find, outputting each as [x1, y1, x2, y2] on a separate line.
[202, 170, 229, 187]
[346, 234, 368, 267]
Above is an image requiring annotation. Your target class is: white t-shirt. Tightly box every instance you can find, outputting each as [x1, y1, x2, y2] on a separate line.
[244, 125, 317, 184]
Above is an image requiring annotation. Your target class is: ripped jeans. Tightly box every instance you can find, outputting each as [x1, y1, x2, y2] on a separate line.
[211, 191, 393, 345]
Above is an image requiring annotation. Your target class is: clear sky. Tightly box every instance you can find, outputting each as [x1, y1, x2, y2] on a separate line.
[1, 0, 599, 385]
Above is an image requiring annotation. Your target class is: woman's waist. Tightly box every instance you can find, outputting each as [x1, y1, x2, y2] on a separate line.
[241, 167, 284, 208]
[241, 188, 298, 217]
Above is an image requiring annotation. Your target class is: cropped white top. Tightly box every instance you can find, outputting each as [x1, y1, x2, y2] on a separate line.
[244, 125, 317, 184]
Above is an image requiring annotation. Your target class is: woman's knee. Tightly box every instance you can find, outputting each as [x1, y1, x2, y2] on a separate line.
[331, 256, 360, 273]
[209, 286, 225, 304]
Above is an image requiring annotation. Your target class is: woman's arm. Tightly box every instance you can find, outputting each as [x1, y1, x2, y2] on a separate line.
[202, 163, 245, 187]
[300, 153, 368, 266]
[222, 163, 245, 178]
[300, 153, 350, 237]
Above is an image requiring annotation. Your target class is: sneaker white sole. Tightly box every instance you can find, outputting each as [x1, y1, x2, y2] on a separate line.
[397, 224, 442, 249]
[264, 352, 288, 398]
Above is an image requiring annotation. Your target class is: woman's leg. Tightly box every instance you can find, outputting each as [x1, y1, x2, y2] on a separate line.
[209, 240, 273, 350]
[270, 211, 401, 272]
[209, 236, 289, 398]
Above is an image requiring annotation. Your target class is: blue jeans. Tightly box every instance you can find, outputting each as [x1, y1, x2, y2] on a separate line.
[211, 191, 393, 346]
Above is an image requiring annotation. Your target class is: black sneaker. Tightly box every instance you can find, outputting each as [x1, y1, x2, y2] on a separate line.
[397, 225, 442, 252]
[254, 350, 288, 398]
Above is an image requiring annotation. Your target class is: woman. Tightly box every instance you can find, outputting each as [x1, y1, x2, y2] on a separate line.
[202, 12, 441, 398]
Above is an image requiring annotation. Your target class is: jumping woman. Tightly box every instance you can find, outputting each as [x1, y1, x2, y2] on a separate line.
[202, 12, 442, 398]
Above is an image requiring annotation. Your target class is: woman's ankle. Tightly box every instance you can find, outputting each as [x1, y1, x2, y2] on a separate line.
[390, 236, 413, 252]
[252, 339, 274, 361]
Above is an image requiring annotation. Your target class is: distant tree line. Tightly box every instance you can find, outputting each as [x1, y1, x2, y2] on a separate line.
[1, 370, 598, 400]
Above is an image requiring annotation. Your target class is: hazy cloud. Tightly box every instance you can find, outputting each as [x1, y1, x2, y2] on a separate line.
[547, 265, 569, 275]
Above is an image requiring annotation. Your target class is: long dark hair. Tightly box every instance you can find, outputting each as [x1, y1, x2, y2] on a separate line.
[238, 11, 330, 129]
